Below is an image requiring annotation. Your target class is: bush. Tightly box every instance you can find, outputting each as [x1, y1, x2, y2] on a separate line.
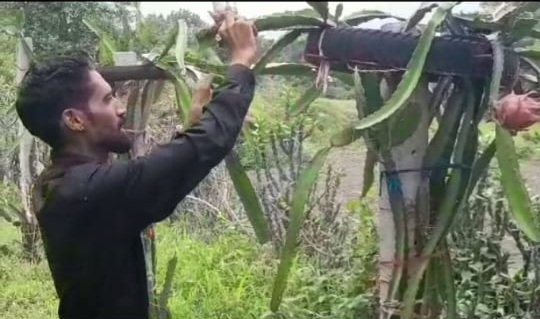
[0, 218, 378, 319]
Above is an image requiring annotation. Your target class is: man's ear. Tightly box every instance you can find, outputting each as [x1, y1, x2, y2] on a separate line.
[61, 108, 86, 132]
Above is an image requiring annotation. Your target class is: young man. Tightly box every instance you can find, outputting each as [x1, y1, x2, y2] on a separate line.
[16, 12, 258, 319]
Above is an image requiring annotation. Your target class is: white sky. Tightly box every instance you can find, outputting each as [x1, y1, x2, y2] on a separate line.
[139, 2, 482, 23]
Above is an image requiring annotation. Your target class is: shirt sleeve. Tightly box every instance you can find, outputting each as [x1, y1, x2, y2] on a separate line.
[68, 64, 255, 233]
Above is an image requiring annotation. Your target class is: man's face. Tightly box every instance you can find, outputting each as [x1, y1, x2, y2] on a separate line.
[76, 70, 131, 154]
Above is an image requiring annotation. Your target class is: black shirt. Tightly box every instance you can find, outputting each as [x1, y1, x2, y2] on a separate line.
[32, 64, 256, 319]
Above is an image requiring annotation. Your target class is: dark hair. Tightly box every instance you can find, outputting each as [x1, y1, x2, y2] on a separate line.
[16, 50, 96, 149]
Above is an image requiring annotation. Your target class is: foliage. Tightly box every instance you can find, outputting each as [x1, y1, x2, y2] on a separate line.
[0, 33, 17, 181]
[207, 1, 540, 318]
[5, 2, 540, 319]
[0, 2, 120, 59]
[450, 165, 540, 318]
[0, 214, 378, 319]
[144, 9, 209, 45]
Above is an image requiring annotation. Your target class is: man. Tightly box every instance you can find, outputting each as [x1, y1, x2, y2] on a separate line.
[15, 12, 258, 319]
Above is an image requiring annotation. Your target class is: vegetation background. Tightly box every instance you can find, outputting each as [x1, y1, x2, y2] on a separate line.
[2, 2, 540, 319]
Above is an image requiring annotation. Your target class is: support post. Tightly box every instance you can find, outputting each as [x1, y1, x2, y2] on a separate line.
[113, 51, 158, 319]
[16, 37, 41, 262]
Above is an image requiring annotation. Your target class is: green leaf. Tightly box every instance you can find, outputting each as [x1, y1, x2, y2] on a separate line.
[511, 18, 539, 41]
[439, 242, 457, 319]
[404, 2, 439, 31]
[157, 255, 178, 317]
[495, 125, 540, 242]
[196, 10, 324, 44]
[183, 53, 228, 74]
[225, 151, 270, 244]
[200, 46, 224, 65]
[330, 126, 363, 147]
[358, 71, 421, 150]
[424, 91, 465, 169]
[156, 23, 178, 62]
[357, 72, 383, 115]
[307, 2, 329, 21]
[253, 29, 306, 73]
[515, 46, 540, 59]
[270, 146, 331, 312]
[174, 82, 192, 127]
[155, 61, 192, 126]
[342, 10, 403, 26]
[356, 71, 384, 150]
[494, 2, 540, 24]
[175, 19, 188, 75]
[520, 56, 540, 79]
[334, 3, 344, 23]
[289, 84, 321, 115]
[464, 139, 496, 202]
[354, 2, 458, 132]
[83, 19, 117, 65]
[361, 149, 378, 198]
[526, 29, 540, 40]
[254, 13, 325, 31]
[488, 33, 504, 109]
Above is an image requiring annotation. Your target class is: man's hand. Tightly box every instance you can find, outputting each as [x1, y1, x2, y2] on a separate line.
[171, 72, 255, 139]
[211, 11, 258, 67]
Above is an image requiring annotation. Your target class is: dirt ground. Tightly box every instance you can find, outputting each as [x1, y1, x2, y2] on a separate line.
[323, 144, 540, 273]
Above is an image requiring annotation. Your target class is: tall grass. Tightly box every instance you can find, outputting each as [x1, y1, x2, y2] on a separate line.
[0, 198, 377, 319]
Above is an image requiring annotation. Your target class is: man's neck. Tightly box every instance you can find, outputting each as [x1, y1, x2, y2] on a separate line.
[51, 144, 110, 167]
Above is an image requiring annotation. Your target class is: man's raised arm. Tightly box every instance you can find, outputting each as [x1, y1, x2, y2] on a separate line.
[68, 13, 259, 233]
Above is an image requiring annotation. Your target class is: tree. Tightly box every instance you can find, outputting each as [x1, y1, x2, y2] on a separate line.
[0, 2, 120, 59]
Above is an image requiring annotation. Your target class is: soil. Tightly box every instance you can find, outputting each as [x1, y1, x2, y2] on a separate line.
[322, 144, 540, 274]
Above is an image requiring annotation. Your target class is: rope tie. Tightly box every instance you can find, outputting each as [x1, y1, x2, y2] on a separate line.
[315, 28, 330, 94]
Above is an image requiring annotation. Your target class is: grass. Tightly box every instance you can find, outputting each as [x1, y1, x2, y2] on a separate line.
[152, 223, 279, 319]
[309, 98, 358, 133]
[0, 221, 57, 319]
[0, 221, 279, 319]
[0, 213, 377, 319]
[477, 121, 540, 159]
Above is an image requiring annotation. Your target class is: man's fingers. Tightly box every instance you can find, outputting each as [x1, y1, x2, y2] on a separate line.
[217, 19, 228, 37]
[209, 11, 219, 23]
[211, 11, 239, 36]
[249, 21, 258, 37]
[224, 11, 235, 28]
[217, 11, 239, 41]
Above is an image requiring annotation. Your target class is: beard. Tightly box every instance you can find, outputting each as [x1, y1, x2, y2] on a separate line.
[101, 130, 132, 154]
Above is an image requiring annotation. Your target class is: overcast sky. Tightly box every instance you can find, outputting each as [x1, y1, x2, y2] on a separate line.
[139, 2, 482, 23]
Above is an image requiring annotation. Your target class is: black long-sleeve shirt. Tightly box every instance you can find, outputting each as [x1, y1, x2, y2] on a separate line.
[32, 64, 256, 319]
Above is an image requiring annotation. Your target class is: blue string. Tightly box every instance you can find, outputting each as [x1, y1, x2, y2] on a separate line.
[387, 175, 402, 195]
[378, 163, 472, 196]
